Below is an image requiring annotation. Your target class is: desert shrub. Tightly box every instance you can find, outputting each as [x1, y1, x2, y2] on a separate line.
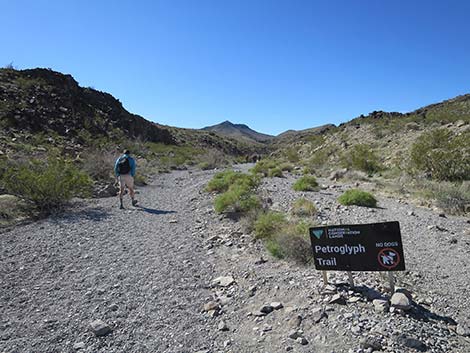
[134, 174, 148, 186]
[254, 211, 287, 239]
[291, 198, 317, 217]
[342, 144, 382, 174]
[279, 162, 294, 172]
[434, 182, 470, 215]
[264, 219, 313, 263]
[197, 149, 228, 170]
[250, 159, 278, 176]
[81, 150, 116, 182]
[209, 171, 260, 213]
[338, 189, 377, 207]
[409, 129, 469, 181]
[268, 167, 283, 178]
[214, 183, 260, 213]
[284, 147, 300, 163]
[265, 239, 284, 259]
[2, 158, 92, 213]
[293, 175, 319, 191]
[206, 170, 258, 193]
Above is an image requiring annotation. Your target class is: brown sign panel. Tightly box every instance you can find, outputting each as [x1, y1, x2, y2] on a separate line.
[309, 221, 406, 271]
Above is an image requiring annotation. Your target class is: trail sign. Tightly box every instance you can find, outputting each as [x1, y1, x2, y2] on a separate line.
[309, 221, 405, 271]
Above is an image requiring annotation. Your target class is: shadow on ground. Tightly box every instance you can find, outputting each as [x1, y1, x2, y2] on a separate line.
[136, 206, 176, 215]
[53, 207, 111, 223]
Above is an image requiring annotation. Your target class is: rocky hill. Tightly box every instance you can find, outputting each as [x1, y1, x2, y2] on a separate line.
[0, 68, 260, 157]
[202, 120, 274, 143]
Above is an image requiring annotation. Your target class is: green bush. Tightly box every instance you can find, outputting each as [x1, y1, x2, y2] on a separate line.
[268, 167, 283, 178]
[293, 175, 319, 191]
[342, 144, 382, 174]
[409, 129, 469, 181]
[206, 170, 258, 193]
[265, 239, 284, 259]
[250, 159, 278, 176]
[265, 220, 313, 263]
[291, 198, 317, 217]
[210, 171, 260, 213]
[279, 162, 294, 172]
[214, 183, 260, 213]
[254, 211, 287, 239]
[338, 189, 377, 207]
[2, 158, 92, 213]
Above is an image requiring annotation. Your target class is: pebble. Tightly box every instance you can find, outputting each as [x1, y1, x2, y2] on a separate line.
[212, 276, 235, 287]
[89, 319, 112, 336]
[218, 320, 229, 331]
[73, 342, 85, 350]
[271, 302, 283, 310]
[391, 293, 412, 310]
[329, 294, 346, 305]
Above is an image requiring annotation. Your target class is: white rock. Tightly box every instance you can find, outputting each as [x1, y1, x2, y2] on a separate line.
[212, 276, 235, 287]
[391, 292, 412, 310]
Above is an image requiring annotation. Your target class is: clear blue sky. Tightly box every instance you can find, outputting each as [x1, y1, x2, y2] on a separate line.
[1, 0, 469, 135]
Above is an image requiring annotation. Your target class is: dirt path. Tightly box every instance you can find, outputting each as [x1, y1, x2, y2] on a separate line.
[1, 168, 469, 353]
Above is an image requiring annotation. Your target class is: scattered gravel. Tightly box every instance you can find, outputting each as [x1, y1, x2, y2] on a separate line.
[1, 167, 469, 353]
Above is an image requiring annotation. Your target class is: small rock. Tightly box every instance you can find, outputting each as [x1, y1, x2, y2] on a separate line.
[360, 337, 382, 351]
[373, 299, 390, 313]
[329, 294, 346, 305]
[285, 346, 293, 351]
[262, 324, 272, 332]
[311, 307, 327, 323]
[457, 322, 470, 337]
[212, 276, 235, 287]
[296, 337, 308, 345]
[218, 320, 229, 331]
[391, 292, 412, 310]
[255, 257, 268, 265]
[288, 329, 303, 339]
[260, 305, 274, 314]
[287, 315, 302, 328]
[73, 342, 86, 350]
[89, 319, 112, 336]
[399, 336, 427, 351]
[203, 301, 220, 312]
[351, 325, 361, 334]
[407, 211, 415, 216]
[271, 302, 283, 310]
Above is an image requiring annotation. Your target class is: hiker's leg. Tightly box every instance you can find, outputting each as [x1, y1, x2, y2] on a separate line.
[118, 176, 125, 208]
[125, 175, 137, 205]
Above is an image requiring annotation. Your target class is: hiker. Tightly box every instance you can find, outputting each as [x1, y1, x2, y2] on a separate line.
[114, 149, 138, 209]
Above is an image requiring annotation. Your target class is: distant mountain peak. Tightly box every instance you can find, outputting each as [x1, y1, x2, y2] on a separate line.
[202, 121, 273, 143]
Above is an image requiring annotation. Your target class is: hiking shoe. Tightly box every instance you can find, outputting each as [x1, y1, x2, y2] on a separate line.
[132, 199, 138, 206]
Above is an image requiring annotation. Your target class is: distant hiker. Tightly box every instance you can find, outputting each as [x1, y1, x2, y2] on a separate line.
[114, 149, 137, 209]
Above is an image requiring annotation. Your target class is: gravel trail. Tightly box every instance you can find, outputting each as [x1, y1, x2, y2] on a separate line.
[1, 168, 469, 353]
[1, 170, 218, 353]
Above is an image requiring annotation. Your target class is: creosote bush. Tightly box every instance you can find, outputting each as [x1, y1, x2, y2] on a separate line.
[409, 129, 469, 181]
[291, 198, 317, 217]
[206, 170, 258, 193]
[342, 144, 382, 174]
[254, 211, 287, 239]
[250, 159, 278, 176]
[207, 170, 260, 214]
[292, 175, 319, 191]
[2, 158, 92, 213]
[338, 189, 377, 207]
[268, 167, 283, 178]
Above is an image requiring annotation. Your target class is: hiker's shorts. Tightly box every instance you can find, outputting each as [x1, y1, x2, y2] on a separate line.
[119, 174, 134, 189]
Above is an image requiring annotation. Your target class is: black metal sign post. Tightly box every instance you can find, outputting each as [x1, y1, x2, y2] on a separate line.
[309, 221, 406, 289]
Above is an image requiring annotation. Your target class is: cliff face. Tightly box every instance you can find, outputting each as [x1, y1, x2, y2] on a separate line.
[0, 68, 174, 144]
